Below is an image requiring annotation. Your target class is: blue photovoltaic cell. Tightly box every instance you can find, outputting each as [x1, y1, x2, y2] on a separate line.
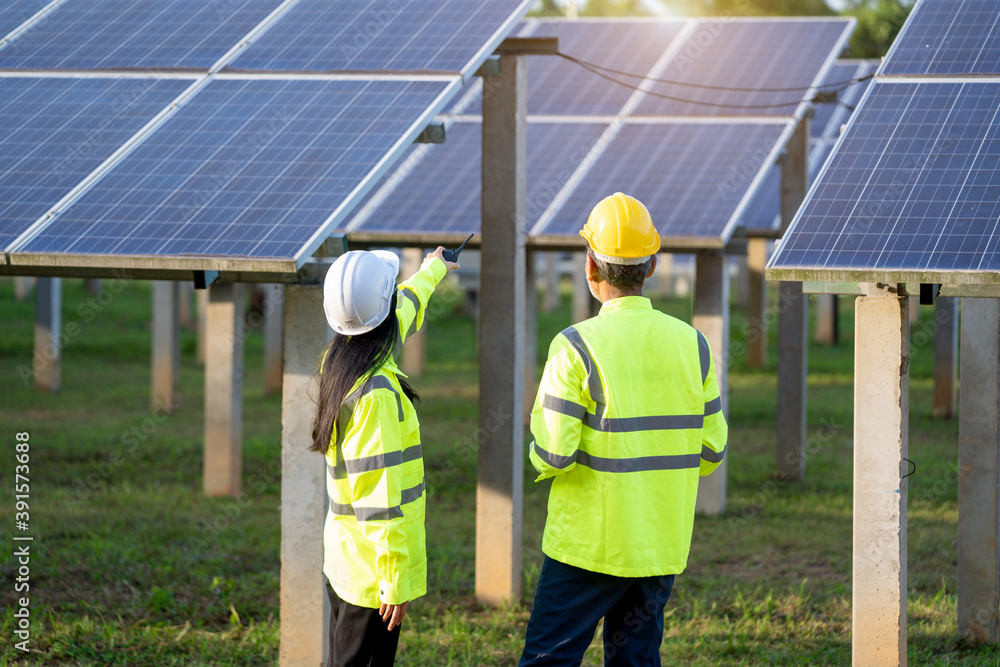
[0, 0, 283, 70]
[20, 78, 449, 260]
[0, 77, 188, 251]
[542, 122, 788, 240]
[812, 60, 876, 140]
[883, 0, 1000, 76]
[770, 82, 1000, 273]
[344, 120, 608, 235]
[0, 0, 50, 40]
[457, 20, 685, 116]
[741, 139, 835, 231]
[635, 20, 850, 117]
[228, 0, 531, 74]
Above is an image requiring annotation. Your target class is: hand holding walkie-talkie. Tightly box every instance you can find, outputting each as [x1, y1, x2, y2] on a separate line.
[442, 233, 474, 263]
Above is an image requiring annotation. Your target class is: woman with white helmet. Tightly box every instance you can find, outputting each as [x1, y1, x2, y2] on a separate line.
[312, 246, 458, 666]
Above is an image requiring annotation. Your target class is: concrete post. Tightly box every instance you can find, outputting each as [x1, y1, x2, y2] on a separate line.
[279, 285, 332, 667]
[525, 249, 538, 422]
[746, 239, 769, 367]
[958, 298, 1000, 643]
[853, 286, 909, 666]
[735, 257, 750, 310]
[776, 116, 809, 480]
[84, 278, 103, 296]
[657, 253, 673, 296]
[693, 251, 729, 515]
[178, 281, 195, 329]
[815, 294, 837, 345]
[203, 282, 245, 497]
[152, 281, 180, 411]
[476, 52, 526, 606]
[197, 288, 208, 365]
[910, 296, 920, 324]
[14, 277, 35, 301]
[933, 297, 958, 419]
[572, 251, 592, 324]
[400, 249, 426, 377]
[777, 281, 808, 480]
[264, 284, 285, 395]
[541, 252, 559, 312]
[33, 277, 61, 393]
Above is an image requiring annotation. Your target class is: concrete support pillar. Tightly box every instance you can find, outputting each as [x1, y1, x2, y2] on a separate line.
[33, 277, 61, 393]
[657, 253, 673, 296]
[178, 281, 195, 329]
[815, 294, 838, 345]
[264, 284, 285, 395]
[476, 52, 526, 606]
[84, 278, 103, 296]
[152, 281, 180, 411]
[525, 249, 539, 422]
[541, 252, 559, 312]
[203, 282, 245, 497]
[933, 297, 958, 419]
[910, 296, 920, 324]
[14, 277, 35, 301]
[746, 239, 769, 367]
[279, 285, 332, 666]
[957, 298, 1000, 643]
[776, 116, 809, 480]
[400, 249, 426, 377]
[197, 289, 208, 365]
[693, 251, 729, 515]
[572, 251, 592, 324]
[853, 287, 909, 666]
[735, 257, 750, 310]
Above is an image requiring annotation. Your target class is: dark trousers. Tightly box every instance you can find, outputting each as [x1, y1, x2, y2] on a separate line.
[326, 582, 400, 667]
[519, 556, 675, 667]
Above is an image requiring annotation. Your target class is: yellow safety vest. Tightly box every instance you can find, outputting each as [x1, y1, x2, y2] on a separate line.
[323, 258, 447, 608]
[529, 296, 728, 577]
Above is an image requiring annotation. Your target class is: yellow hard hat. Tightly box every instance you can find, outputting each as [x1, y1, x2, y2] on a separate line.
[580, 192, 660, 264]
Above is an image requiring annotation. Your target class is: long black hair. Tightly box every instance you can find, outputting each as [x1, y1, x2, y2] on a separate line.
[311, 290, 419, 455]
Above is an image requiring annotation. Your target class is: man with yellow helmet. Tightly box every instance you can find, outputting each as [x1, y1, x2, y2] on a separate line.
[518, 193, 728, 666]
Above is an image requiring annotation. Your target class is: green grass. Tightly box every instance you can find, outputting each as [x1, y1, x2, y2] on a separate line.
[0, 275, 995, 666]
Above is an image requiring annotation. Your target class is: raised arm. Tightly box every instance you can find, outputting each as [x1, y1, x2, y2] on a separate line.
[396, 247, 458, 346]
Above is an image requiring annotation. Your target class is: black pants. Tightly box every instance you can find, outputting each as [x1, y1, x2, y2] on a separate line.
[519, 556, 675, 666]
[326, 582, 400, 667]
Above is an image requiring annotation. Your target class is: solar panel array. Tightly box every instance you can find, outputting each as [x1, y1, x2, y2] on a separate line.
[344, 17, 854, 249]
[1, 0, 534, 273]
[741, 59, 879, 233]
[769, 0, 1000, 283]
[0, 0, 52, 41]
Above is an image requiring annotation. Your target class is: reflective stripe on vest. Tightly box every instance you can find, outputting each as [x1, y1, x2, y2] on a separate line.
[329, 479, 425, 521]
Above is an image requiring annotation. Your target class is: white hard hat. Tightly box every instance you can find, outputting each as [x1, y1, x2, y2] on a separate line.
[323, 250, 400, 335]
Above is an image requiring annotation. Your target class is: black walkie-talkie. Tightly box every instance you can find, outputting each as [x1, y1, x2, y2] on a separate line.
[442, 233, 474, 263]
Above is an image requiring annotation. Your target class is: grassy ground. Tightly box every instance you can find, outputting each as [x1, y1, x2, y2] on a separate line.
[0, 274, 996, 666]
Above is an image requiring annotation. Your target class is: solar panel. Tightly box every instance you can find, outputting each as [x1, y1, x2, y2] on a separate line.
[769, 82, 1000, 276]
[457, 20, 686, 116]
[882, 0, 1000, 76]
[811, 60, 875, 140]
[227, 0, 533, 76]
[0, 0, 284, 70]
[344, 120, 609, 236]
[634, 20, 851, 117]
[541, 121, 790, 242]
[0, 77, 190, 251]
[17, 78, 451, 263]
[740, 138, 838, 232]
[0, 0, 51, 41]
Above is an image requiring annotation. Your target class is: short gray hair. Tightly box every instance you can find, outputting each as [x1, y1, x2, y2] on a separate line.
[586, 248, 653, 291]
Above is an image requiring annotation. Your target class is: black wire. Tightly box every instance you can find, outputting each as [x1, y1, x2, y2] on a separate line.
[902, 458, 916, 480]
[564, 55, 857, 111]
[558, 52, 875, 94]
